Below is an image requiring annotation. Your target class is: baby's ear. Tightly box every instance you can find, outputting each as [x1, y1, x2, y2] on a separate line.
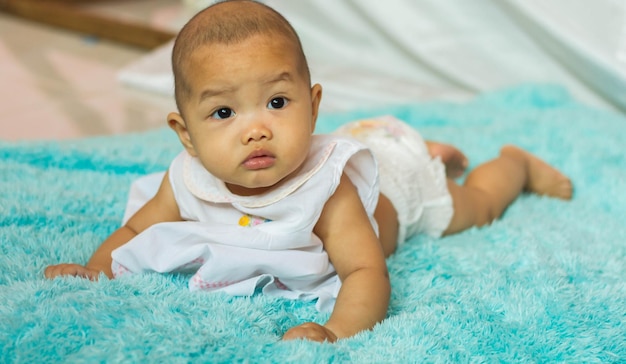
[168, 112, 197, 156]
[310, 83, 323, 131]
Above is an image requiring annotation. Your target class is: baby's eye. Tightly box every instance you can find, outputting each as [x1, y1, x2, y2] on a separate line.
[211, 107, 235, 120]
[268, 97, 288, 110]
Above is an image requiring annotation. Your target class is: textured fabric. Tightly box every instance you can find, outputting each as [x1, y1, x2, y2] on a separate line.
[111, 135, 378, 312]
[3, 85, 626, 362]
[334, 116, 453, 242]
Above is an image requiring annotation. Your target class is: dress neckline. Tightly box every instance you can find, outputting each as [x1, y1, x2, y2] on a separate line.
[183, 136, 337, 208]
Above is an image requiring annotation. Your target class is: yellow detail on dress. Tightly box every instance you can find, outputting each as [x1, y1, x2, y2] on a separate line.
[238, 215, 251, 227]
[238, 214, 271, 227]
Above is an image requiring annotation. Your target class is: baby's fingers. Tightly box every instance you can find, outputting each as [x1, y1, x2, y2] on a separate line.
[282, 322, 337, 343]
[44, 264, 100, 280]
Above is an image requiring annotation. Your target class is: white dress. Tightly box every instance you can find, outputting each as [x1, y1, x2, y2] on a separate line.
[111, 134, 379, 312]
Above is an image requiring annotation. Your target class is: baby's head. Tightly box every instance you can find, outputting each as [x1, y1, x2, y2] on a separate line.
[172, 0, 311, 114]
[168, 0, 323, 196]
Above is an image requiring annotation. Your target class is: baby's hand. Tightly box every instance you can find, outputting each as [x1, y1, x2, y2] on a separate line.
[44, 264, 102, 281]
[282, 322, 338, 343]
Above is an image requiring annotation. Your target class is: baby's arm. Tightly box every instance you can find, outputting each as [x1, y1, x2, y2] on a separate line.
[44, 171, 182, 280]
[282, 174, 390, 342]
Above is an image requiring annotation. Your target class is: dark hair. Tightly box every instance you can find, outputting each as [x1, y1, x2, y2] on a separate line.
[172, 0, 310, 113]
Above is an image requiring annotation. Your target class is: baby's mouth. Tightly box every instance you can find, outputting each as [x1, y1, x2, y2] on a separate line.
[242, 150, 276, 170]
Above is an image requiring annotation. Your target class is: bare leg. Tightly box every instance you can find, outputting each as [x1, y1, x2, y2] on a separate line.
[444, 145, 572, 235]
[425, 141, 468, 179]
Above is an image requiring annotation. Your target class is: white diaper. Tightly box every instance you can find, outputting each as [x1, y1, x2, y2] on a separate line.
[333, 115, 453, 243]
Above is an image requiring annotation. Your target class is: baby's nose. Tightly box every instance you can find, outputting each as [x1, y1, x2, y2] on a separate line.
[243, 122, 272, 144]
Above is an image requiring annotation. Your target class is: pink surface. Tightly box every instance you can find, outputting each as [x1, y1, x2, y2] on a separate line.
[0, 13, 176, 141]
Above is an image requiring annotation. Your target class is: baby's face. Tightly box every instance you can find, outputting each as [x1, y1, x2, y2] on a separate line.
[177, 34, 321, 196]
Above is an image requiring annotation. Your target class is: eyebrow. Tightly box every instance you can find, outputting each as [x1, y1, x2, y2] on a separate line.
[198, 72, 293, 103]
[264, 71, 292, 85]
[199, 86, 237, 102]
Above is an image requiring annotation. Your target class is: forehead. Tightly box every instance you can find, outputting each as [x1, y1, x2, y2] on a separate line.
[183, 34, 305, 87]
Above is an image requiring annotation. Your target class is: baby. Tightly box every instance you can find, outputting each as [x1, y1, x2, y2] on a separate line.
[45, 0, 572, 343]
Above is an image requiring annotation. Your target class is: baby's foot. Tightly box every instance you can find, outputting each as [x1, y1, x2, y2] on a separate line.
[502, 145, 573, 200]
[426, 141, 468, 179]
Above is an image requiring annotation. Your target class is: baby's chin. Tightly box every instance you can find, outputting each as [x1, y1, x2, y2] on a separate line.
[225, 179, 282, 197]
[225, 164, 304, 196]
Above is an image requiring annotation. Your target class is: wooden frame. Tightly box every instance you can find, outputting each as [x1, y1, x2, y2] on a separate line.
[0, 0, 176, 49]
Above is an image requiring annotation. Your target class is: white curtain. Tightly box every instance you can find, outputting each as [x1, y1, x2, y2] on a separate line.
[119, 0, 626, 113]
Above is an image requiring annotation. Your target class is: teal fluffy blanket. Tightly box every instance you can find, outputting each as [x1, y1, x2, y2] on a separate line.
[2, 85, 625, 362]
